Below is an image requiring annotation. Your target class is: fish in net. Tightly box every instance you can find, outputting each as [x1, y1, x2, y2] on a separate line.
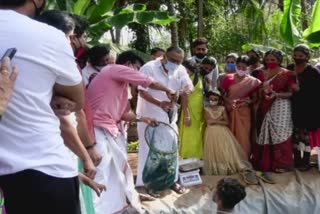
[142, 122, 179, 192]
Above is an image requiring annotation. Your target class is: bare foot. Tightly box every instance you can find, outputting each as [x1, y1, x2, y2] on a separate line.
[170, 183, 186, 194]
[139, 193, 156, 201]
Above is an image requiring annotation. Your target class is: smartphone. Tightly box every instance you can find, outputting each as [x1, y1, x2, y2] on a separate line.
[1, 48, 17, 61]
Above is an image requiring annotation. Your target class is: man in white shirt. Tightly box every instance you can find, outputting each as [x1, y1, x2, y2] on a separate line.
[136, 47, 193, 195]
[82, 44, 111, 86]
[0, 1, 84, 214]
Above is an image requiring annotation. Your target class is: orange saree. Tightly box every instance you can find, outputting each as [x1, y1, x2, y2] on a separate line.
[221, 74, 261, 158]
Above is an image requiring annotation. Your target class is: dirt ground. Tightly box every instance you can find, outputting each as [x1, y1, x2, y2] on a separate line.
[128, 152, 138, 176]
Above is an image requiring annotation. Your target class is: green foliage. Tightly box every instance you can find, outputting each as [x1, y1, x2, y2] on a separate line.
[89, 0, 115, 24]
[74, 0, 91, 15]
[46, 0, 177, 42]
[280, 0, 302, 46]
[127, 141, 139, 152]
[303, 0, 320, 46]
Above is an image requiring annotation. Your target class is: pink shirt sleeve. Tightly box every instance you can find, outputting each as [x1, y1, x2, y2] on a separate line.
[110, 65, 154, 88]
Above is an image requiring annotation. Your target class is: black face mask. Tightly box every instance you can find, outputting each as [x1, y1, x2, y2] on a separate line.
[200, 68, 209, 76]
[195, 53, 206, 60]
[248, 56, 259, 65]
[32, 0, 46, 17]
[293, 58, 307, 65]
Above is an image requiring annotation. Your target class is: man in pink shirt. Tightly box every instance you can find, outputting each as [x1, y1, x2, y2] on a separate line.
[86, 51, 176, 214]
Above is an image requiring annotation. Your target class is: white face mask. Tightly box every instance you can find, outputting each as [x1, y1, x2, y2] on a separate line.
[209, 100, 219, 106]
[164, 61, 179, 72]
[236, 68, 248, 77]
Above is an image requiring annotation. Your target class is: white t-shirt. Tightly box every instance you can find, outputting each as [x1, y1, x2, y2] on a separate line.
[82, 64, 99, 86]
[0, 10, 82, 178]
[136, 59, 193, 124]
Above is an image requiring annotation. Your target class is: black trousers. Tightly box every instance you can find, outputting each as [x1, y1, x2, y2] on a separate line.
[0, 169, 80, 214]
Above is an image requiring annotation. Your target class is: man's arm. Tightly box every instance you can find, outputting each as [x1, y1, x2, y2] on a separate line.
[121, 111, 157, 125]
[59, 116, 96, 179]
[139, 90, 172, 112]
[75, 110, 102, 166]
[0, 57, 18, 116]
[53, 83, 85, 111]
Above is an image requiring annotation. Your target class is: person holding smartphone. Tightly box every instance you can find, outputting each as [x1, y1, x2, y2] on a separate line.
[0, 57, 18, 119]
[0, 1, 85, 214]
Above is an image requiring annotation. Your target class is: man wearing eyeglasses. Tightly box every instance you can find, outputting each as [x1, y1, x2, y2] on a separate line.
[136, 46, 194, 196]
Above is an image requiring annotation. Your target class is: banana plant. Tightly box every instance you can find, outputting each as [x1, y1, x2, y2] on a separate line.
[280, 0, 303, 47]
[46, 0, 177, 42]
[303, 0, 320, 47]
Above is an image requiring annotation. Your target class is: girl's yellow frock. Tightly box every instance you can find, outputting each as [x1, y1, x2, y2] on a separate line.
[203, 106, 248, 175]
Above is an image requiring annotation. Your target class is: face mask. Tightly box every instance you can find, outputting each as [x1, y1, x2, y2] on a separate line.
[75, 47, 85, 58]
[226, 63, 236, 71]
[195, 53, 206, 61]
[200, 68, 211, 76]
[265, 62, 278, 70]
[32, 0, 46, 17]
[209, 100, 219, 106]
[248, 56, 259, 65]
[293, 58, 307, 65]
[164, 61, 179, 72]
[236, 68, 248, 77]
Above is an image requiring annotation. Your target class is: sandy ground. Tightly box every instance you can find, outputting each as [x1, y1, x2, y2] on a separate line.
[128, 152, 138, 176]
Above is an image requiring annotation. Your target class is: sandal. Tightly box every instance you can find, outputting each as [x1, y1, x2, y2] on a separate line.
[240, 169, 259, 185]
[256, 171, 275, 184]
[274, 168, 287, 173]
[170, 183, 186, 194]
[140, 193, 156, 201]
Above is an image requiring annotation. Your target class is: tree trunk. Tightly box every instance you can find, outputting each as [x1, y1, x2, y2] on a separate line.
[128, 23, 149, 52]
[110, 28, 115, 43]
[278, 0, 284, 11]
[300, 0, 308, 30]
[168, 0, 179, 47]
[115, 28, 121, 44]
[177, 0, 187, 50]
[198, 0, 204, 37]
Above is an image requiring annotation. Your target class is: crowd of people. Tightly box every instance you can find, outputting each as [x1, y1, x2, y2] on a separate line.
[0, 1, 320, 214]
[178, 40, 320, 186]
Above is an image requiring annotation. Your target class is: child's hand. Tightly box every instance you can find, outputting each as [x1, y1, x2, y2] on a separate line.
[292, 84, 300, 92]
[88, 180, 106, 197]
[184, 116, 191, 126]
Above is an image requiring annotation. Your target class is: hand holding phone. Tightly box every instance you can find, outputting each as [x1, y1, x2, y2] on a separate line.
[0, 50, 18, 119]
[1, 48, 17, 62]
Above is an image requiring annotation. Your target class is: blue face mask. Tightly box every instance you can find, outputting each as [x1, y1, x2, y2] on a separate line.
[226, 63, 236, 71]
[164, 61, 179, 72]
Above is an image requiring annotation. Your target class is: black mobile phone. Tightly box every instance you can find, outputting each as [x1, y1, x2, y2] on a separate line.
[1, 48, 17, 61]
